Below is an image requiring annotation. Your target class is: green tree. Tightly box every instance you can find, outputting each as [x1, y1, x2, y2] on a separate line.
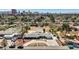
[21, 25, 30, 37]
[49, 15, 55, 22]
[62, 23, 70, 31]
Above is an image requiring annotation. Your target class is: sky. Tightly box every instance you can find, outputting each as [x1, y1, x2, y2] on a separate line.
[0, 9, 79, 13]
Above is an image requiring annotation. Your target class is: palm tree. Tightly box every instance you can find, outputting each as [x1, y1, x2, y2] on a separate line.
[43, 28, 45, 33]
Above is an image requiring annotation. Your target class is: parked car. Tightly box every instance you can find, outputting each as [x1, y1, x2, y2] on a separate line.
[0, 37, 4, 48]
[17, 45, 24, 49]
[9, 42, 15, 48]
[67, 41, 74, 49]
[73, 43, 79, 48]
[0, 39, 8, 48]
[67, 41, 79, 48]
[68, 45, 74, 49]
[9, 45, 15, 48]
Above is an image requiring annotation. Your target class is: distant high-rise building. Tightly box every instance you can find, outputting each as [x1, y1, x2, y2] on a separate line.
[11, 9, 17, 15]
[28, 10, 31, 14]
[22, 10, 26, 15]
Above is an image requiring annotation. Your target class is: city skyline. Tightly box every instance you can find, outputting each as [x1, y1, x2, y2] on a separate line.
[0, 9, 79, 13]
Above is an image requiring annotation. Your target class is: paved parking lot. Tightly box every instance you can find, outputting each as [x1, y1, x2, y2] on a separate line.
[0, 46, 69, 50]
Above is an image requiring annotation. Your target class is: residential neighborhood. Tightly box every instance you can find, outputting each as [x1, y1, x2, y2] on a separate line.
[0, 9, 79, 50]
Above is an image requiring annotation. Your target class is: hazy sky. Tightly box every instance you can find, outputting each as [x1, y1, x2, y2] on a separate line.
[0, 9, 79, 13]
